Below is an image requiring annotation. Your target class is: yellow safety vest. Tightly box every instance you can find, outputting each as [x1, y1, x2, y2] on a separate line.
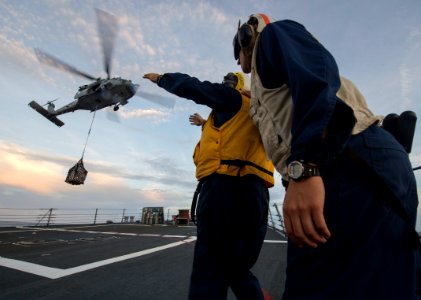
[193, 94, 274, 187]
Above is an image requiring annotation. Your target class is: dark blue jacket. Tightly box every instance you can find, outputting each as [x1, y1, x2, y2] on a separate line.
[256, 20, 355, 165]
[158, 73, 242, 127]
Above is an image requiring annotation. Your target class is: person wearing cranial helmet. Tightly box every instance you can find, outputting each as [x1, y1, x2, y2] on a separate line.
[143, 71, 274, 300]
[233, 13, 273, 73]
[189, 72, 249, 127]
[233, 13, 420, 300]
[222, 71, 247, 92]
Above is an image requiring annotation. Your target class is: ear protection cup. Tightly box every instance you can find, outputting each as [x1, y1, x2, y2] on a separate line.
[233, 25, 253, 59]
[237, 24, 254, 48]
[233, 72, 245, 92]
[233, 13, 272, 60]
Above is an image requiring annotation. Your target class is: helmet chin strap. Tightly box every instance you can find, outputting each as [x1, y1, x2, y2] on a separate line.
[243, 43, 254, 57]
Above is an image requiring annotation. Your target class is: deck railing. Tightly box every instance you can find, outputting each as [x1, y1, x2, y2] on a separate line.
[0, 206, 286, 236]
[0, 208, 143, 227]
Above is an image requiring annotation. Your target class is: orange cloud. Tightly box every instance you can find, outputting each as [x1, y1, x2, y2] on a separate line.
[0, 144, 68, 195]
[0, 142, 126, 196]
[0, 141, 187, 207]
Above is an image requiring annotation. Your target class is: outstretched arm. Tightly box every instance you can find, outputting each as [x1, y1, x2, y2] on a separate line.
[143, 73, 162, 84]
[143, 72, 242, 112]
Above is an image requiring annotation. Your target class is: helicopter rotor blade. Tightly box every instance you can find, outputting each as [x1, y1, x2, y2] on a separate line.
[95, 8, 119, 80]
[136, 90, 176, 109]
[34, 48, 97, 81]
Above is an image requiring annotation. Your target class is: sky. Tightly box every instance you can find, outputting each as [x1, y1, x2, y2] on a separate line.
[0, 0, 421, 227]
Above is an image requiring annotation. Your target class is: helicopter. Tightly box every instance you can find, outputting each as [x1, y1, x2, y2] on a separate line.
[29, 8, 173, 127]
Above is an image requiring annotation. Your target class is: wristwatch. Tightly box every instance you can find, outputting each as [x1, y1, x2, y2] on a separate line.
[287, 161, 320, 181]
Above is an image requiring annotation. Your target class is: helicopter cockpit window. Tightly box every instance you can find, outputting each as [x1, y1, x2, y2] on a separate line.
[90, 83, 101, 92]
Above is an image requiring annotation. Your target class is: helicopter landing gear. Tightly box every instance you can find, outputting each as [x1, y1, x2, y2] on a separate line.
[113, 105, 119, 111]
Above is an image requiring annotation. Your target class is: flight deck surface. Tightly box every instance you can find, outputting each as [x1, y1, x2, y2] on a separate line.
[0, 224, 287, 299]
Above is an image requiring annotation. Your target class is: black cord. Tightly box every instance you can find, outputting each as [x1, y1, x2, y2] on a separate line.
[81, 108, 97, 159]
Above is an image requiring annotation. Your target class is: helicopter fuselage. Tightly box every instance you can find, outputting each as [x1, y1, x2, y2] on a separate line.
[29, 77, 137, 127]
[52, 77, 137, 116]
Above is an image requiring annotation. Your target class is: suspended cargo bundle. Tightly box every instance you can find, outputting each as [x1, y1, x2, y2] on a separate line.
[65, 158, 88, 185]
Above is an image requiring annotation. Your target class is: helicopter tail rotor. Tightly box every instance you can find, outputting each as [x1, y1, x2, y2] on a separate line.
[42, 98, 60, 112]
[42, 98, 59, 106]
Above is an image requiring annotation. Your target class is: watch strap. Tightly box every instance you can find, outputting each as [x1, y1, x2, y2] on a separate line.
[302, 163, 320, 177]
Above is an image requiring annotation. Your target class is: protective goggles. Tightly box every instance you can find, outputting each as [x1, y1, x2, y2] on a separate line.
[222, 73, 238, 89]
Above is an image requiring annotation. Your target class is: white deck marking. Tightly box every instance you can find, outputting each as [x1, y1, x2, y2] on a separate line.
[0, 236, 196, 279]
[0, 256, 65, 279]
[16, 227, 163, 238]
[0, 226, 285, 279]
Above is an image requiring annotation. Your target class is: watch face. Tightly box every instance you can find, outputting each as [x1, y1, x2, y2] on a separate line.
[288, 161, 303, 179]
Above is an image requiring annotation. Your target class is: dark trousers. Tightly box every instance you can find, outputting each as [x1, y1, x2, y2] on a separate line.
[283, 125, 420, 300]
[188, 173, 269, 300]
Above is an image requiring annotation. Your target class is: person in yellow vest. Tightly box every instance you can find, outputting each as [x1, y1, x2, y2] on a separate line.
[143, 71, 274, 300]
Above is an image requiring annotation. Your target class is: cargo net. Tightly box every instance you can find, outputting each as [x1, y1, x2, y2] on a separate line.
[65, 159, 88, 185]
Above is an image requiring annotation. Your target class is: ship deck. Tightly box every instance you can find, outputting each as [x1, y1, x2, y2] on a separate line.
[0, 224, 287, 299]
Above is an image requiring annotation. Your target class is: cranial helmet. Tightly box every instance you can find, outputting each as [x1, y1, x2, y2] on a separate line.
[222, 72, 247, 93]
[233, 13, 272, 60]
[223, 72, 246, 92]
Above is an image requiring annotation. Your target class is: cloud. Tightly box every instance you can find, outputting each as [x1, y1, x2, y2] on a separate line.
[410, 152, 421, 170]
[0, 140, 196, 210]
[0, 141, 68, 195]
[118, 21, 156, 57]
[0, 35, 39, 75]
[399, 27, 421, 110]
[0, 155, 64, 195]
[118, 107, 170, 122]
